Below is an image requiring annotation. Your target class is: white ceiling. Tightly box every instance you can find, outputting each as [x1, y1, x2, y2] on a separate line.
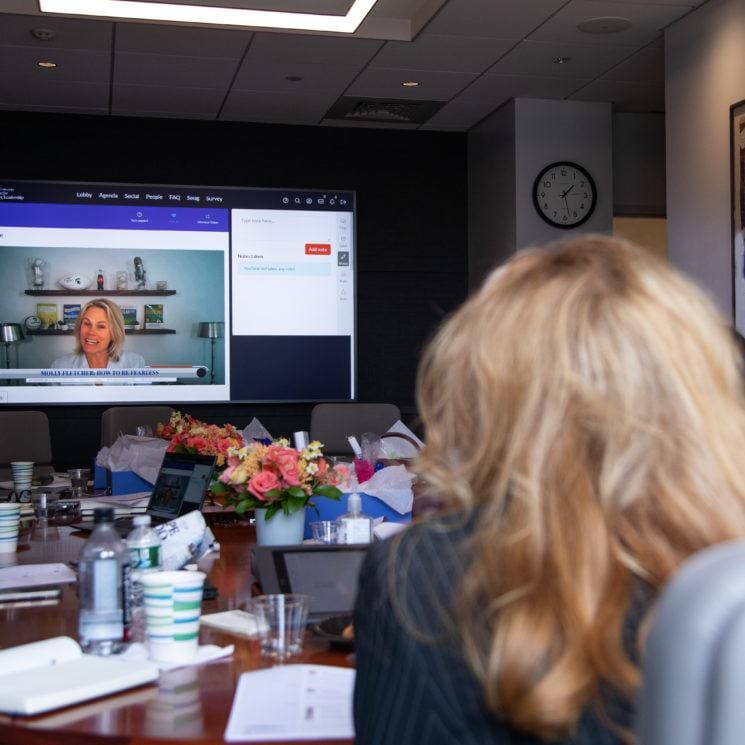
[0, 0, 709, 131]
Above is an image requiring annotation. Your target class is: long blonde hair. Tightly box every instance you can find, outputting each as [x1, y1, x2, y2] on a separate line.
[414, 236, 745, 740]
[73, 298, 126, 361]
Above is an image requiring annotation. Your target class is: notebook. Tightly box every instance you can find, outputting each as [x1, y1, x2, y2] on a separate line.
[252, 543, 369, 622]
[74, 452, 216, 535]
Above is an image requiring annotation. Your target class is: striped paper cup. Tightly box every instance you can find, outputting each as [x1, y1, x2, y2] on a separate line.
[0, 503, 22, 554]
[141, 570, 206, 664]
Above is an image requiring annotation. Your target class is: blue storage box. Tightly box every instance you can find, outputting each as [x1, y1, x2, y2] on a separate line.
[93, 464, 153, 495]
[303, 492, 411, 539]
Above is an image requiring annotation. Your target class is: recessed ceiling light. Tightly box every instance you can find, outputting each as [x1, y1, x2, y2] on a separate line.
[401, 81, 419, 87]
[285, 75, 303, 82]
[553, 57, 571, 65]
[31, 28, 57, 41]
[37, 60, 58, 68]
[577, 16, 633, 34]
[39, 0, 379, 33]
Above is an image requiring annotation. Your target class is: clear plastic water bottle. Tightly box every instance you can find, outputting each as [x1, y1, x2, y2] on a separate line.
[78, 507, 131, 655]
[335, 493, 373, 544]
[126, 514, 161, 643]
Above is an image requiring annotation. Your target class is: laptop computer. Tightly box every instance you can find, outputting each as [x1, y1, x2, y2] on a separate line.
[74, 451, 217, 536]
[252, 543, 369, 622]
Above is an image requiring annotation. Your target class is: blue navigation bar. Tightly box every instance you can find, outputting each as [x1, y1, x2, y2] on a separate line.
[0, 203, 229, 231]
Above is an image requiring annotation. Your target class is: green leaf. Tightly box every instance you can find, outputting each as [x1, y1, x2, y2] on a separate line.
[285, 486, 306, 499]
[314, 485, 342, 501]
[209, 481, 229, 495]
[264, 503, 281, 521]
[235, 500, 253, 515]
[262, 489, 281, 501]
[284, 494, 309, 516]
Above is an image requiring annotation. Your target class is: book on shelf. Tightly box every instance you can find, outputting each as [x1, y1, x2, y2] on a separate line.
[63, 303, 81, 324]
[144, 303, 164, 329]
[0, 636, 158, 715]
[36, 303, 57, 329]
[120, 306, 138, 327]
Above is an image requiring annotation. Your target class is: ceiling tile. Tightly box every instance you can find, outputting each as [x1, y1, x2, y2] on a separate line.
[0, 46, 111, 83]
[233, 60, 361, 92]
[459, 72, 590, 103]
[487, 39, 634, 78]
[600, 44, 663, 83]
[0, 79, 109, 108]
[346, 67, 476, 100]
[0, 12, 112, 51]
[424, 0, 567, 38]
[419, 98, 500, 129]
[570, 79, 664, 111]
[247, 31, 383, 65]
[371, 34, 516, 73]
[529, 0, 693, 46]
[114, 52, 238, 89]
[115, 22, 249, 58]
[113, 83, 224, 115]
[221, 88, 340, 124]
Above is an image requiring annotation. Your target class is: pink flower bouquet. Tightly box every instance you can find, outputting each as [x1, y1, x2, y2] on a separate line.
[157, 411, 245, 469]
[212, 439, 346, 521]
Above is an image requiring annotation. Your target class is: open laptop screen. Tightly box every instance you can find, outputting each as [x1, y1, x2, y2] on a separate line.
[147, 452, 216, 520]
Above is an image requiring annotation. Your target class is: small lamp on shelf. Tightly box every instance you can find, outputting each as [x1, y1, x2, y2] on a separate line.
[0, 323, 24, 369]
[198, 321, 224, 385]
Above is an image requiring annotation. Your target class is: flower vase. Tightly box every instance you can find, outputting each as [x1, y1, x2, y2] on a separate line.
[254, 507, 306, 546]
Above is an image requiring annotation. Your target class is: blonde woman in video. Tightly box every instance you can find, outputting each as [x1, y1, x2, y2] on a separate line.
[353, 236, 745, 745]
[51, 298, 145, 369]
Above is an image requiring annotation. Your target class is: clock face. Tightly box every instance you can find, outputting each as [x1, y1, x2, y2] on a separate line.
[532, 162, 597, 229]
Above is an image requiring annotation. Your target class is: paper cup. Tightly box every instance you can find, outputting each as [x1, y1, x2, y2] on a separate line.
[251, 594, 309, 660]
[141, 571, 206, 664]
[0, 503, 22, 554]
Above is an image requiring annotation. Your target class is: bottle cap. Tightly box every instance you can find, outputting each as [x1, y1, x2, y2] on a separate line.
[347, 493, 362, 514]
[93, 507, 115, 524]
[132, 515, 151, 527]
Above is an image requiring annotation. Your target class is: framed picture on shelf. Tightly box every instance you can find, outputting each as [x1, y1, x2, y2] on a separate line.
[63, 303, 81, 325]
[144, 303, 164, 329]
[36, 303, 57, 329]
[731, 99, 745, 335]
[120, 306, 138, 328]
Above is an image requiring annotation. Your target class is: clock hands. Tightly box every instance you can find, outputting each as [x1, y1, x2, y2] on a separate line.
[560, 184, 575, 213]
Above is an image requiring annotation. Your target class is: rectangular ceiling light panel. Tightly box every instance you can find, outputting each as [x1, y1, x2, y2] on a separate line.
[39, 0, 378, 33]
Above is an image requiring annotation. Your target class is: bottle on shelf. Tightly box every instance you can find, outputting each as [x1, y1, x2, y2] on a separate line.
[77, 507, 131, 655]
[335, 493, 373, 544]
[97, 269, 104, 290]
[126, 515, 162, 643]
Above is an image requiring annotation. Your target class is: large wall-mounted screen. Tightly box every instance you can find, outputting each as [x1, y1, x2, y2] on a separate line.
[0, 180, 355, 405]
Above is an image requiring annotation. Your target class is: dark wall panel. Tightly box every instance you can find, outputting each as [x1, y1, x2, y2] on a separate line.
[0, 112, 468, 469]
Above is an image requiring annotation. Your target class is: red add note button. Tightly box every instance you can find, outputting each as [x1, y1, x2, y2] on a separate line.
[305, 243, 331, 255]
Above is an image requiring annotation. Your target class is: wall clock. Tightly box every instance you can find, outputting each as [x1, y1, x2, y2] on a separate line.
[532, 161, 597, 229]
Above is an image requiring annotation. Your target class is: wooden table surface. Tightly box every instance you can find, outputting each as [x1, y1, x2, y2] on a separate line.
[0, 518, 355, 745]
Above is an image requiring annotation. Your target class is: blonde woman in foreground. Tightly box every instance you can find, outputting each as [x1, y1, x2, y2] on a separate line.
[353, 236, 745, 745]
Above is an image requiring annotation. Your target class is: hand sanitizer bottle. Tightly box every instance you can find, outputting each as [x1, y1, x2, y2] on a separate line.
[336, 493, 373, 544]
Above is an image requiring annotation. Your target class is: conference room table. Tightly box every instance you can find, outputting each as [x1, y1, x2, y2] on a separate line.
[0, 517, 355, 745]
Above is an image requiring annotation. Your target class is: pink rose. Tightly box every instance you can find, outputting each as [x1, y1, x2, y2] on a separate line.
[219, 464, 237, 483]
[248, 470, 281, 501]
[315, 458, 328, 479]
[265, 446, 301, 487]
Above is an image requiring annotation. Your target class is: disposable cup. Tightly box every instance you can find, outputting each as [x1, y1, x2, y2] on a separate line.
[310, 520, 339, 544]
[251, 594, 309, 660]
[141, 570, 206, 664]
[0, 503, 22, 554]
[67, 468, 90, 499]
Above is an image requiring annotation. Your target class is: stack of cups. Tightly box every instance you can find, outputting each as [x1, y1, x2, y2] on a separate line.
[0, 503, 22, 554]
[252, 594, 310, 660]
[141, 570, 206, 664]
[10, 461, 34, 493]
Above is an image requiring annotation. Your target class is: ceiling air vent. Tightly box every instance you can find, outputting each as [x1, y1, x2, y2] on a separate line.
[325, 97, 445, 125]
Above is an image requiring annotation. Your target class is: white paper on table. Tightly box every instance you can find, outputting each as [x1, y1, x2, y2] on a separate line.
[200, 610, 263, 637]
[0, 563, 76, 591]
[373, 521, 409, 541]
[121, 642, 234, 672]
[225, 665, 355, 742]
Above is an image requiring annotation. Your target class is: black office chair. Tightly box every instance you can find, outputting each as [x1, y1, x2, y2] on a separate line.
[100, 405, 175, 448]
[309, 403, 401, 457]
[0, 410, 54, 482]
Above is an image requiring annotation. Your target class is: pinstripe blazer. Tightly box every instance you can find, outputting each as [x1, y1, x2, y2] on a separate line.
[353, 517, 633, 745]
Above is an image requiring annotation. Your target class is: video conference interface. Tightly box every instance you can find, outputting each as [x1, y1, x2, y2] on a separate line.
[0, 180, 356, 405]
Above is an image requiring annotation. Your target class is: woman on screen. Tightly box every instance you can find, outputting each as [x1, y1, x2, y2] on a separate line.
[353, 236, 745, 745]
[51, 299, 145, 369]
